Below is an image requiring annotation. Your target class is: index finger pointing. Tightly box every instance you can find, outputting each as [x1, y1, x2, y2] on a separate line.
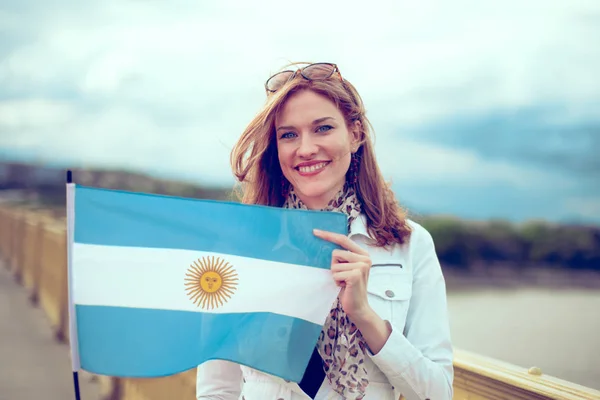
[313, 229, 368, 255]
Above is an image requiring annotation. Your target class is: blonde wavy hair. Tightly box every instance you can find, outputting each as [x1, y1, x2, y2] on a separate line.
[230, 62, 412, 246]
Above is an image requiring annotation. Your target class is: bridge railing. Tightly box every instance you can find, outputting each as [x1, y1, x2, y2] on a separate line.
[1, 205, 598, 400]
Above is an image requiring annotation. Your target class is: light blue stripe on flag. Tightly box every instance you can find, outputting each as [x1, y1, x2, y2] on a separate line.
[74, 185, 344, 267]
[68, 184, 347, 381]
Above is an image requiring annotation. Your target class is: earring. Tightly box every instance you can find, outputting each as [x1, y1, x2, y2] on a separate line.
[347, 152, 360, 186]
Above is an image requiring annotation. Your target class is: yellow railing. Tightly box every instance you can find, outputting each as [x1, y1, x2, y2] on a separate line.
[1, 205, 598, 400]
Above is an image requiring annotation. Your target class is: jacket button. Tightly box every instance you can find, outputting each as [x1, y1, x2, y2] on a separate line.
[385, 290, 395, 298]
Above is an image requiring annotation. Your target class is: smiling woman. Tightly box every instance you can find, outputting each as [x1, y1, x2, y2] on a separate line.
[196, 62, 455, 400]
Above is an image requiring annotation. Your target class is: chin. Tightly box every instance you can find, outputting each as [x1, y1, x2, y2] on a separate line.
[294, 182, 341, 200]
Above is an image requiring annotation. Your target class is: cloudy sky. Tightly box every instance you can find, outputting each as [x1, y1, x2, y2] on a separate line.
[1, 0, 599, 224]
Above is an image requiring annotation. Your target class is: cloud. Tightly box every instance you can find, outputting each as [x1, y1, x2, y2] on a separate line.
[403, 105, 600, 184]
[0, 0, 599, 223]
[375, 138, 577, 191]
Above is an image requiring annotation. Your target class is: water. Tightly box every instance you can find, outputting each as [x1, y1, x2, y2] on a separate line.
[447, 287, 600, 390]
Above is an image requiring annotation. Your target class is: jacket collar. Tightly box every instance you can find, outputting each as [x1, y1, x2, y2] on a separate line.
[349, 213, 372, 240]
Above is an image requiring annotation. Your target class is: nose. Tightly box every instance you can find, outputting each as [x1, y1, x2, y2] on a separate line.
[297, 134, 318, 158]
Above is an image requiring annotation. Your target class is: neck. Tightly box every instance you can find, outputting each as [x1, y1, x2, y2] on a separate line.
[301, 197, 332, 210]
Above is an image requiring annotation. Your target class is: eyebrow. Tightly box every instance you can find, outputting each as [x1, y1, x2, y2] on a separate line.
[276, 117, 335, 132]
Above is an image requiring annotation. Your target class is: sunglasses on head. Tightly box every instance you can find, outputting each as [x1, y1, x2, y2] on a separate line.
[265, 62, 343, 94]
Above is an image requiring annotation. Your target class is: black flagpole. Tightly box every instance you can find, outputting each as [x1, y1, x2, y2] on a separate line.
[66, 170, 82, 400]
[73, 372, 81, 400]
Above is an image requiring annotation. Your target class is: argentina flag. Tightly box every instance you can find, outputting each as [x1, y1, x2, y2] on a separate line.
[65, 183, 345, 382]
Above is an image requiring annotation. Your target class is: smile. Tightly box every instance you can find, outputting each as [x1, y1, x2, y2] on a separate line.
[295, 161, 330, 176]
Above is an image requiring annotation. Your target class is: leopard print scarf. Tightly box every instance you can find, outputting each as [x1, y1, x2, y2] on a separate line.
[283, 184, 369, 400]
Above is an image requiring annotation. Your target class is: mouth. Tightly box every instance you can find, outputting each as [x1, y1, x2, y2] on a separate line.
[295, 161, 330, 176]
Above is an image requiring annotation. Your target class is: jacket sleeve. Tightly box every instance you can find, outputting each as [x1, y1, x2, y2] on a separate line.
[196, 360, 243, 400]
[368, 224, 454, 400]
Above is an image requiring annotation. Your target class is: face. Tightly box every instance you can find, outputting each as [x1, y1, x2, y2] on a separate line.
[275, 90, 359, 210]
[200, 272, 221, 293]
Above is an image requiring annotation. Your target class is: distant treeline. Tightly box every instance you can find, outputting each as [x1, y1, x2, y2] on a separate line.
[0, 161, 232, 205]
[2, 161, 599, 272]
[418, 216, 600, 271]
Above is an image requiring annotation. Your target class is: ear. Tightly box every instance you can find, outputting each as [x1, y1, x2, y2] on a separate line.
[350, 119, 362, 153]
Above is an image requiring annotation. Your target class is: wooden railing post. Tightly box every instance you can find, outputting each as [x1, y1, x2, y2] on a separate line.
[57, 228, 69, 343]
[9, 211, 18, 273]
[16, 211, 27, 284]
[29, 217, 45, 305]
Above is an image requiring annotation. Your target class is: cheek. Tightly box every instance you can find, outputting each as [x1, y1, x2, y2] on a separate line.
[334, 158, 351, 176]
[325, 136, 352, 160]
[331, 147, 352, 168]
[276, 144, 293, 168]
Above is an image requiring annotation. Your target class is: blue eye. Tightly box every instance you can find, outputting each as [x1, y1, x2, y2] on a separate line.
[280, 132, 297, 139]
[317, 125, 333, 133]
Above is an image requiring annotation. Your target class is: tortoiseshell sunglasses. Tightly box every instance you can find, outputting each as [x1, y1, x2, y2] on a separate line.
[264, 62, 343, 94]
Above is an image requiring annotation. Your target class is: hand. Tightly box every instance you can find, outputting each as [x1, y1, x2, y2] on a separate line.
[313, 228, 373, 321]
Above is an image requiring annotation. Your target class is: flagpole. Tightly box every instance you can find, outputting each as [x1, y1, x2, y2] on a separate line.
[66, 170, 82, 400]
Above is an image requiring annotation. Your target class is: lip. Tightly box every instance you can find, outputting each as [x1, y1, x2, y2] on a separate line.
[294, 160, 330, 176]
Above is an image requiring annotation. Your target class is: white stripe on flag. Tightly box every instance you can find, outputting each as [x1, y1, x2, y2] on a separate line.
[73, 243, 339, 326]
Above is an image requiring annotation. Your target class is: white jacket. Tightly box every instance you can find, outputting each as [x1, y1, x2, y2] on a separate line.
[196, 216, 454, 400]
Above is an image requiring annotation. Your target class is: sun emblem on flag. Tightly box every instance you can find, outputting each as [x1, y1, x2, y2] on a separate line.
[185, 256, 239, 310]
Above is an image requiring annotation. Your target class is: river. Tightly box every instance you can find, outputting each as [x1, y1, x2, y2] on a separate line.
[447, 284, 600, 390]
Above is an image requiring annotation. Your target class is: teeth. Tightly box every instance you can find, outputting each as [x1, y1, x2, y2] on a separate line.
[298, 162, 328, 173]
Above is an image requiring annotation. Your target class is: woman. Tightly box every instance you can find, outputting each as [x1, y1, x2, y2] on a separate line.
[196, 62, 454, 400]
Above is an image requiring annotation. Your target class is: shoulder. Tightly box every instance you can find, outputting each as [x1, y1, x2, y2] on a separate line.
[352, 214, 437, 257]
[403, 219, 442, 271]
[391, 218, 436, 255]
[406, 219, 435, 245]
[404, 219, 445, 281]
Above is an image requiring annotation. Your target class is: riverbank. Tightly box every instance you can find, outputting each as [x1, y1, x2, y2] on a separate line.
[444, 264, 600, 291]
